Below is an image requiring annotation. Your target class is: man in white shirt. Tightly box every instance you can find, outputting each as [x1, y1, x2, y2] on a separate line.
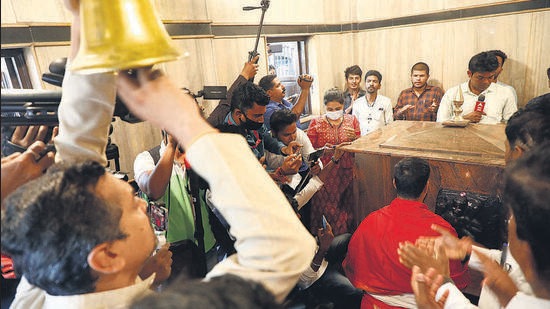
[2, 160, 164, 309]
[116, 66, 317, 306]
[437, 51, 517, 124]
[352, 70, 393, 135]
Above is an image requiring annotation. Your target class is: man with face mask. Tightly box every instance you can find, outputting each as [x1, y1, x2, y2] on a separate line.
[224, 81, 298, 161]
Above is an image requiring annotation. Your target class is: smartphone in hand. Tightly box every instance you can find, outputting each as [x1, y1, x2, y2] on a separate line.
[307, 148, 325, 163]
[322, 215, 328, 229]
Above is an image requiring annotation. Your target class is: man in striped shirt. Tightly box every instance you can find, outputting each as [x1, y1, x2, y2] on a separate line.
[394, 62, 444, 121]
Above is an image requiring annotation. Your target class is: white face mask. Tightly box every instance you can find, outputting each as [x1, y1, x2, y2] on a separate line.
[326, 110, 343, 120]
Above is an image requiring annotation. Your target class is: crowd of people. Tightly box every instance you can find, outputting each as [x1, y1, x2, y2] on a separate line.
[1, 1, 550, 308]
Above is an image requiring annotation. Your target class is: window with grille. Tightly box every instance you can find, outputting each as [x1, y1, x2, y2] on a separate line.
[267, 36, 311, 116]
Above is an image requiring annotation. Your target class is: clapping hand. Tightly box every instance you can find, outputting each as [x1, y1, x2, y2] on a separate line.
[398, 241, 450, 277]
[411, 266, 449, 309]
[416, 224, 473, 261]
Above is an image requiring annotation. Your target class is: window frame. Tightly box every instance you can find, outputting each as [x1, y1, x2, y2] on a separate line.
[266, 36, 311, 116]
[1, 48, 33, 89]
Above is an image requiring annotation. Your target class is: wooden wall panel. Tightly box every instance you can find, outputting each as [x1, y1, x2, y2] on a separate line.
[155, 0, 208, 21]
[323, 1, 353, 24]
[308, 32, 356, 115]
[1, 0, 17, 24]
[4, 0, 208, 24]
[205, 0, 328, 25]
[356, 0, 522, 21]
[353, 11, 550, 107]
[8, 0, 70, 23]
[110, 121, 161, 179]
[158, 39, 207, 93]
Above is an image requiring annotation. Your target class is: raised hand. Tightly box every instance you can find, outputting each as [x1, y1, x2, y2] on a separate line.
[281, 140, 303, 155]
[310, 160, 321, 175]
[116, 68, 216, 149]
[343, 126, 357, 141]
[10, 125, 57, 148]
[241, 55, 260, 80]
[297, 74, 313, 90]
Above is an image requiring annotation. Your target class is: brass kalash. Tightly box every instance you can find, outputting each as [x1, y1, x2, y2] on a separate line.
[443, 85, 470, 127]
[70, 0, 180, 73]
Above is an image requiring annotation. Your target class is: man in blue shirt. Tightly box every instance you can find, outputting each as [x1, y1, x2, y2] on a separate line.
[259, 74, 313, 130]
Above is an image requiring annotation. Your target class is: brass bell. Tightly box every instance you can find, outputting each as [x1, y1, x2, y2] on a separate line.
[70, 0, 180, 74]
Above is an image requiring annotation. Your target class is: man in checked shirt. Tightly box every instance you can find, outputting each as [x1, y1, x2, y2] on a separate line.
[393, 62, 444, 121]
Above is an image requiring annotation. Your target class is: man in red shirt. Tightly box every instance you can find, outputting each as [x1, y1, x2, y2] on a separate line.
[343, 157, 469, 308]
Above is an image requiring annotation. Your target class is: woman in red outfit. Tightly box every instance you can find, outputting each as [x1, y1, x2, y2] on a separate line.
[307, 88, 360, 235]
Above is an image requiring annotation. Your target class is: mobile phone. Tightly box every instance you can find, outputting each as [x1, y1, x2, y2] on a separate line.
[35, 144, 56, 162]
[322, 215, 328, 229]
[299, 74, 313, 83]
[307, 148, 325, 163]
[149, 201, 168, 232]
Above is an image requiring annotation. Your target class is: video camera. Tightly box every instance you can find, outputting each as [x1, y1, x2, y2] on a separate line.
[1, 57, 228, 126]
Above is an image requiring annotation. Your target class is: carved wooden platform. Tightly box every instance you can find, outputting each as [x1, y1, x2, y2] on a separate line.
[342, 121, 506, 228]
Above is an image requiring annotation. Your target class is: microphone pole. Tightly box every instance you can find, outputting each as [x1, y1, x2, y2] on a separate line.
[243, 0, 270, 82]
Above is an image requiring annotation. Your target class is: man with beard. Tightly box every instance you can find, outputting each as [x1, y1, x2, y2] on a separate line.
[343, 65, 366, 114]
[258, 73, 313, 131]
[352, 70, 394, 136]
[223, 81, 301, 182]
[393, 62, 444, 121]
